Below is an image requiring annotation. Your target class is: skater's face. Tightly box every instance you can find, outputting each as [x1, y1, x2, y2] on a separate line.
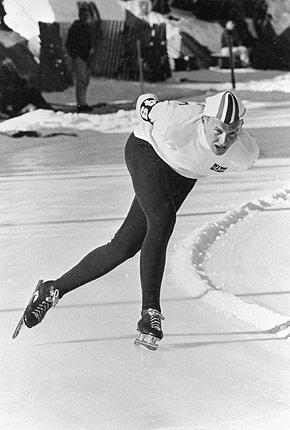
[203, 116, 243, 155]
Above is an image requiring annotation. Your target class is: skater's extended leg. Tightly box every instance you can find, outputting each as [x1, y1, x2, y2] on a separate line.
[54, 196, 147, 296]
[17, 133, 195, 338]
[19, 197, 147, 331]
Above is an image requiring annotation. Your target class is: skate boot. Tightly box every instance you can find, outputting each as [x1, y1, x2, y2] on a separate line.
[12, 280, 59, 338]
[134, 308, 165, 351]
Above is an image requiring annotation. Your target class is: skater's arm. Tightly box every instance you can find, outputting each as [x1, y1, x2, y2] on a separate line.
[136, 94, 197, 129]
[136, 93, 159, 123]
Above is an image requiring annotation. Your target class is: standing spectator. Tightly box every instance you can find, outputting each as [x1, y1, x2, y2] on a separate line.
[65, 3, 95, 113]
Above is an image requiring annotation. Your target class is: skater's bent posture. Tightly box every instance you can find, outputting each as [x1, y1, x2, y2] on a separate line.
[15, 91, 259, 349]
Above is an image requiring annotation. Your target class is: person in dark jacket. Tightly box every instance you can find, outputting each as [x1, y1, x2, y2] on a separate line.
[65, 4, 95, 113]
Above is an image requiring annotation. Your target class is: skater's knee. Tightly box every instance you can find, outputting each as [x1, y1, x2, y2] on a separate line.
[148, 203, 176, 233]
[123, 241, 142, 259]
[109, 237, 141, 260]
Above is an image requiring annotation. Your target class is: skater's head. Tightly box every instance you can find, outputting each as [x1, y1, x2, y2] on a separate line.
[202, 91, 245, 155]
[204, 91, 245, 125]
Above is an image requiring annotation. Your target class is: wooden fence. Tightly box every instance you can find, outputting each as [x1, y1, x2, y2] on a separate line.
[39, 14, 171, 91]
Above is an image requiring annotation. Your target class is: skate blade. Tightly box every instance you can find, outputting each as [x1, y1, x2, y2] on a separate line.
[12, 280, 43, 339]
[12, 317, 24, 339]
[134, 333, 160, 351]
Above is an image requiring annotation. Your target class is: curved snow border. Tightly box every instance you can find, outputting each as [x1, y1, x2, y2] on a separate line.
[173, 185, 290, 336]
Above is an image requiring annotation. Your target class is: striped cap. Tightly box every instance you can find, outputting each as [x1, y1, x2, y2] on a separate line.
[203, 91, 245, 124]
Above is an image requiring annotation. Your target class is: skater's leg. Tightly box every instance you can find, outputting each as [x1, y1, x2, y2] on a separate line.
[19, 186, 148, 332]
[54, 196, 147, 297]
[17, 133, 196, 337]
[171, 171, 197, 212]
[125, 135, 196, 313]
[138, 177, 196, 311]
[55, 133, 196, 302]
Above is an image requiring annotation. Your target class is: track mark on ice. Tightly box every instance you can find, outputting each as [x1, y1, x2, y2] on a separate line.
[173, 186, 290, 335]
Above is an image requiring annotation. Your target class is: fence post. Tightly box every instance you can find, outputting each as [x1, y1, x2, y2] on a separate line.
[136, 39, 144, 94]
[226, 31, 236, 89]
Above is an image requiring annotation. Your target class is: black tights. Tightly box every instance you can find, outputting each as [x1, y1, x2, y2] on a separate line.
[54, 134, 196, 312]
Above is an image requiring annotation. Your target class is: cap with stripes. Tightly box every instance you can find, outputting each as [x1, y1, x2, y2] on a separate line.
[203, 91, 245, 124]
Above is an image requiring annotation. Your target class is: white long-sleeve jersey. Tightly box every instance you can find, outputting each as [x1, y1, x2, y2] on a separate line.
[133, 94, 259, 179]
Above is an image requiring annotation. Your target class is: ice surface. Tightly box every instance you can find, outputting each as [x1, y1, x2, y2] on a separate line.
[1, 79, 290, 430]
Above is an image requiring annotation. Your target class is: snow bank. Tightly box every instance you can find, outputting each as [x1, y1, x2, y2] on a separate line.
[0, 109, 137, 134]
[173, 186, 290, 335]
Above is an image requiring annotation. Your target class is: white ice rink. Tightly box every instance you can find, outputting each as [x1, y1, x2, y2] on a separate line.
[1, 95, 290, 429]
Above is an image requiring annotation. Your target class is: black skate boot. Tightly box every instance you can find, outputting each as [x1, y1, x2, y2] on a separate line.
[134, 308, 165, 351]
[12, 280, 59, 338]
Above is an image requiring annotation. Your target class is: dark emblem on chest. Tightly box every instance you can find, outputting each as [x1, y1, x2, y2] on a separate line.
[210, 163, 228, 172]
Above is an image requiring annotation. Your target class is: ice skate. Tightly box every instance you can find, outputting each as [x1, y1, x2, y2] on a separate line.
[12, 280, 59, 339]
[134, 308, 165, 351]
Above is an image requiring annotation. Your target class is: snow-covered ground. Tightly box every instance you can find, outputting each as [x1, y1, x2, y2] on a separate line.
[1, 72, 290, 134]
[0, 73, 290, 430]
